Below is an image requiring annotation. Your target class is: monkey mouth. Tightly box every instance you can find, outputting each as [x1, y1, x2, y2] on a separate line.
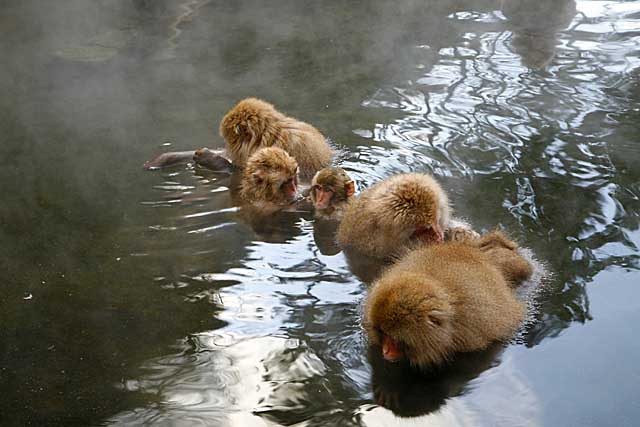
[286, 190, 298, 202]
[382, 335, 404, 362]
[315, 199, 331, 210]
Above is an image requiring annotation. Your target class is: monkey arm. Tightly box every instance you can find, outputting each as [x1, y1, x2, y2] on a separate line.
[143, 150, 196, 169]
[193, 147, 235, 173]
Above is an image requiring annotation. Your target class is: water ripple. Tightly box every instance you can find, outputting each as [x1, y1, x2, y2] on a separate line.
[118, 1, 640, 424]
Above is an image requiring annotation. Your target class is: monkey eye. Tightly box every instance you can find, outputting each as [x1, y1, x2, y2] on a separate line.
[281, 178, 294, 188]
[312, 185, 332, 193]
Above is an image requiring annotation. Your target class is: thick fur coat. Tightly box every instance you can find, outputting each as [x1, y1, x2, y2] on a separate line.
[220, 98, 333, 180]
[364, 232, 533, 368]
[337, 173, 451, 259]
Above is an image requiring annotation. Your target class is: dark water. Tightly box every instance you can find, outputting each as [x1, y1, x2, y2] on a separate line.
[2, 0, 640, 426]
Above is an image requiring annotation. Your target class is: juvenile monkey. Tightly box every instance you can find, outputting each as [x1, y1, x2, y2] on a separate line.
[238, 146, 300, 214]
[364, 231, 533, 369]
[220, 97, 333, 179]
[337, 173, 452, 260]
[309, 167, 355, 220]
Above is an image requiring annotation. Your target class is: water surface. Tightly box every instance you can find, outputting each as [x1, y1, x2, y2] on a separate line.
[2, 1, 640, 426]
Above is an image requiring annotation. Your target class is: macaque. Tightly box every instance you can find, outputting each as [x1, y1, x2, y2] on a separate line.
[309, 167, 355, 220]
[144, 98, 333, 178]
[238, 146, 300, 214]
[364, 231, 533, 369]
[220, 97, 333, 179]
[336, 173, 453, 260]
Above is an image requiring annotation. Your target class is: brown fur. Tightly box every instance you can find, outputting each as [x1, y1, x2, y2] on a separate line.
[474, 231, 534, 286]
[444, 218, 481, 243]
[239, 147, 299, 213]
[364, 233, 533, 368]
[310, 167, 355, 220]
[219, 98, 333, 179]
[337, 173, 451, 259]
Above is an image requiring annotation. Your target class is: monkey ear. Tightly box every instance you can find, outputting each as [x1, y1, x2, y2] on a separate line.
[252, 170, 265, 185]
[246, 122, 258, 146]
[427, 309, 450, 327]
[345, 180, 356, 197]
[478, 232, 517, 251]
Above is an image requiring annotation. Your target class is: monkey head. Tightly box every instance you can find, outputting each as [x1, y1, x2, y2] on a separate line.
[310, 167, 355, 211]
[240, 147, 299, 207]
[219, 98, 280, 167]
[365, 271, 455, 368]
[374, 173, 450, 245]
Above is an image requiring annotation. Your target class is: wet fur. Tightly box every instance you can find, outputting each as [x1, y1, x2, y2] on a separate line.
[220, 98, 333, 179]
[364, 231, 533, 368]
[239, 147, 299, 212]
[337, 173, 451, 259]
[474, 231, 533, 285]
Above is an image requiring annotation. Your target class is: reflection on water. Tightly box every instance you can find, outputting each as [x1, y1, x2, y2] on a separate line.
[2, 0, 640, 426]
[360, 351, 542, 427]
[502, 0, 577, 69]
[109, 334, 331, 426]
[369, 343, 506, 417]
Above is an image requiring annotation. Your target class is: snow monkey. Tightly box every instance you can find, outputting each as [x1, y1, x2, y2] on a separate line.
[220, 97, 333, 179]
[239, 147, 299, 214]
[309, 167, 355, 220]
[364, 231, 533, 369]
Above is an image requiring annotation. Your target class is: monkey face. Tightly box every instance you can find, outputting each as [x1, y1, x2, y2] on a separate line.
[250, 168, 298, 205]
[241, 147, 299, 207]
[310, 168, 355, 212]
[311, 184, 334, 209]
[279, 174, 298, 202]
[382, 334, 404, 362]
[365, 273, 455, 368]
